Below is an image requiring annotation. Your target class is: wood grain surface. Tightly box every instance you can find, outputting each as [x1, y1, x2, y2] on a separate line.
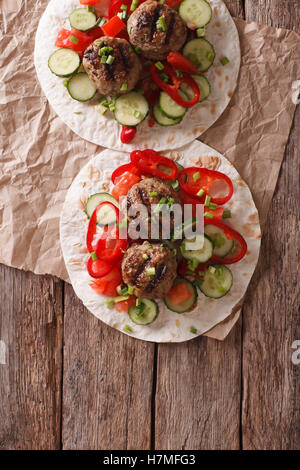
[0, 0, 299, 450]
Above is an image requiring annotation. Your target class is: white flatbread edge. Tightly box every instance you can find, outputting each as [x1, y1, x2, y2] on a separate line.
[34, 0, 240, 151]
[60, 140, 261, 343]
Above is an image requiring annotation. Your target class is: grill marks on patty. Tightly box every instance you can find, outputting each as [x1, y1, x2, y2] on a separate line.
[150, 4, 165, 40]
[145, 264, 167, 292]
[118, 43, 131, 71]
[165, 12, 175, 45]
[125, 256, 167, 293]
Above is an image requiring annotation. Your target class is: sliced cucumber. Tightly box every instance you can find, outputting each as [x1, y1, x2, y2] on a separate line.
[180, 74, 211, 103]
[153, 104, 182, 126]
[159, 90, 188, 119]
[181, 234, 213, 263]
[48, 48, 81, 77]
[200, 265, 233, 299]
[183, 38, 215, 73]
[204, 224, 234, 257]
[114, 92, 149, 126]
[69, 8, 99, 31]
[85, 193, 120, 226]
[179, 0, 212, 28]
[164, 278, 198, 313]
[128, 299, 159, 325]
[67, 73, 97, 102]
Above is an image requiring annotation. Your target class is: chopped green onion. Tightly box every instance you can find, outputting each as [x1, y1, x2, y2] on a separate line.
[134, 110, 142, 119]
[146, 267, 156, 276]
[160, 72, 169, 83]
[209, 266, 216, 274]
[159, 197, 167, 204]
[209, 202, 218, 210]
[193, 171, 200, 182]
[105, 299, 115, 308]
[150, 191, 158, 197]
[207, 52, 215, 62]
[155, 61, 164, 70]
[101, 56, 107, 64]
[99, 46, 113, 56]
[70, 35, 79, 44]
[99, 18, 106, 27]
[176, 70, 183, 78]
[95, 40, 103, 47]
[204, 195, 211, 206]
[136, 298, 142, 306]
[117, 285, 128, 296]
[128, 285, 134, 295]
[196, 27, 205, 37]
[99, 97, 109, 106]
[160, 243, 167, 247]
[221, 56, 230, 66]
[218, 286, 227, 294]
[172, 248, 177, 256]
[197, 189, 205, 197]
[204, 211, 213, 219]
[216, 266, 223, 277]
[87, 5, 95, 13]
[91, 251, 98, 261]
[121, 3, 127, 10]
[106, 55, 115, 65]
[171, 180, 180, 191]
[190, 327, 197, 334]
[197, 270, 205, 277]
[148, 244, 152, 249]
[117, 11, 127, 19]
[130, 0, 139, 11]
[123, 324, 132, 333]
[114, 295, 130, 303]
[135, 46, 142, 54]
[136, 303, 145, 317]
[120, 83, 128, 91]
[159, 0, 165, 3]
[63, 79, 68, 87]
[156, 16, 166, 32]
[142, 253, 149, 260]
[95, 105, 107, 115]
[223, 210, 232, 219]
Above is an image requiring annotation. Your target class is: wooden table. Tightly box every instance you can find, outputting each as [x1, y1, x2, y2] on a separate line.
[0, 0, 299, 450]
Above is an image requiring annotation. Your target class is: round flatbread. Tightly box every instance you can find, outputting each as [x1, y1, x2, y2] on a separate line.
[35, 0, 240, 151]
[60, 140, 261, 343]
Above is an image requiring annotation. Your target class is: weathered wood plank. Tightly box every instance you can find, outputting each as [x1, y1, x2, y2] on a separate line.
[0, 265, 63, 449]
[224, 0, 245, 17]
[154, 0, 245, 451]
[62, 283, 154, 450]
[242, 0, 300, 450]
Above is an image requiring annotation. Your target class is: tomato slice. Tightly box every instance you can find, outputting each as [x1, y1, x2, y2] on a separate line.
[87, 256, 113, 278]
[95, 0, 111, 18]
[101, 15, 126, 37]
[111, 163, 142, 184]
[109, 0, 131, 18]
[164, 0, 182, 8]
[80, 0, 99, 5]
[86, 202, 119, 253]
[204, 219, 247, 264]
[89, 262, 122, 297]
[55, 28, 93, 54]
[130, 149, 178, 180]
[178, 167, 234, 206]
[96, 225, 128, 261]
[112, 171, 141, 200]
[84, 26, 103, 41]
[167, 281, 193, 304]
[115, 295, 136, 312]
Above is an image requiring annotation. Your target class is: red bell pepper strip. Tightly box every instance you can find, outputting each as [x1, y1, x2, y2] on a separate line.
[112, 171, 141, 200]
[96, 225, 128, 261]
[111, 162, 142, 184]
[80, 0, 99, 5]
[130, 149, 178, 180]
[178, 167, 234, 206]
[86, 202, 119, 253]
[167, 52, 198, 74]
[101, 15, 126, 37]
[89, 262, 122, 297]
[87, 256, 113, 279]
[204, 219, 247, 264]
[120, 126, 137, 144]
[150, 62, 200, 108]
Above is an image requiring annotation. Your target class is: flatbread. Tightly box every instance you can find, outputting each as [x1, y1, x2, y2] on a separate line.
[34, 0, 240, 151]
[60, 140, 261, 343]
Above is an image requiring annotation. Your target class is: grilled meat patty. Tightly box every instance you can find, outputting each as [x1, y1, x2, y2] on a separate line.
[127, 0, 187, 60]
[82, 37, 142, 96]
[121, 242, 177, 299]
[126, 177, 181, 240]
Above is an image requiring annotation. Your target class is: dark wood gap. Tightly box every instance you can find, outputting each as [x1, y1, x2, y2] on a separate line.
[59, 281, 65, 450]
[150, 343, 158, 450]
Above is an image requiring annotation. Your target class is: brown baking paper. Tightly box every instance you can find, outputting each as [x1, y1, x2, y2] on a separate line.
[0, 1, 299, 340]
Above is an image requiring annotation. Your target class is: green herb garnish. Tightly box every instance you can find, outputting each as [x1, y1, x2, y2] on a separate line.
[91, 251, 98, 261]
[146, 267, 156, 276]
[221, 56, 230, 66]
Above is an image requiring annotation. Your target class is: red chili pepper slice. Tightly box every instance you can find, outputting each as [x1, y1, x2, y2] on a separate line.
[101, 15, 126, 37]
[130, 149, 178, 180]
[178, 167, 234, 206]
[150, 62, 200, 108]
[111, 163, 142, 184]
[96, 225, 128, 261]
[120, 126, 137, 144]
[167, 52, 198, 74]
[204, 219, 247, 264]
[80, 0, 98, 5]
[87, 256, 113, 279]
[86, 202, 119, 253]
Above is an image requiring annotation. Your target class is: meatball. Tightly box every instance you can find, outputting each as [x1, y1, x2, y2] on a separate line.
[121, 242, 177, 299]
[82, 36, 142, 96]
[126, 177, 181, 240]
[127, 0, 187, 60]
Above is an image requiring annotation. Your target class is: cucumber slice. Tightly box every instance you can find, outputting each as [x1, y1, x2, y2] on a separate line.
[204, 224, 234, 257]
[180, 75, 211, 103]
[179, 0, 212, 28]
[48, 48, 81, 77]
[114, 92, 149, 126]
[69, 8, 98, 31]
[85, 193, 120, 226]
[153, 104, 182, 126]
[183, 38, 215, 73]
[164, 278, 198, 313]
[200, 265, 233, 299]
[181, 234, 213, 263]
[128, 299, 159, 325]
[67, 73, 97, 102]
[159, 90, 188, 119]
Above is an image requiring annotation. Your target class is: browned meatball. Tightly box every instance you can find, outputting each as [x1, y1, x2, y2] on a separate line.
[82, 37, 142, 96]
[127, 0, 187, 60]
[121, 242, 177, 299]
[126, 177, 181, 240]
